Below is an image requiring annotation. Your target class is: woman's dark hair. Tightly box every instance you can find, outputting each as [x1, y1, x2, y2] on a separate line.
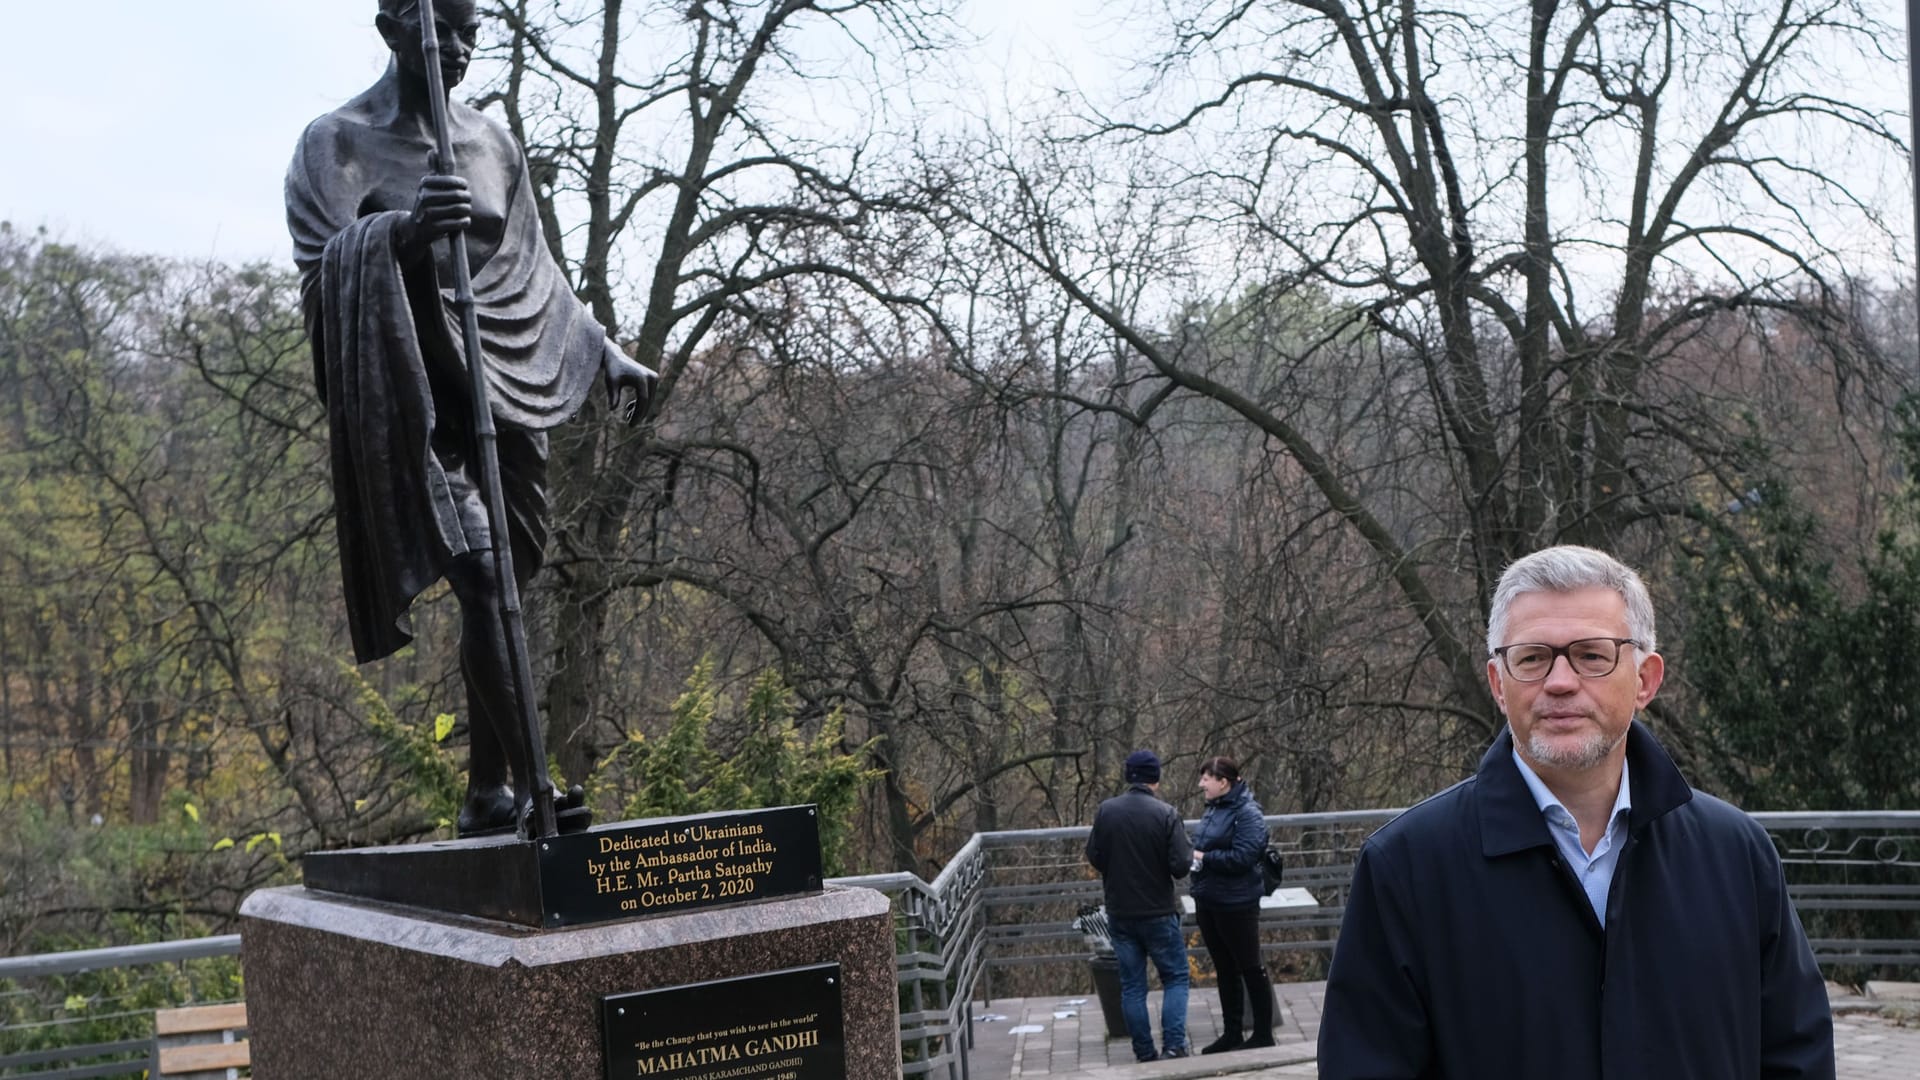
[1198, 756, 1240, 784]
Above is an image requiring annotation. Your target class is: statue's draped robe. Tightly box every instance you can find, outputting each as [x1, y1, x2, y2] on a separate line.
[288, 98, 605, 664]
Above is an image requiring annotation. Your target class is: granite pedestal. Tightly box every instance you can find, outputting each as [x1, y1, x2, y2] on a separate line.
[240, 883, 900, 1078]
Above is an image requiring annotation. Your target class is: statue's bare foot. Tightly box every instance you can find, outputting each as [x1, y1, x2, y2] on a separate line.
[457, 783, 517, 837]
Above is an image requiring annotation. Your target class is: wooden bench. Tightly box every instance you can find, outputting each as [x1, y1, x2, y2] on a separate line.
[154, 1003, 250, 1079]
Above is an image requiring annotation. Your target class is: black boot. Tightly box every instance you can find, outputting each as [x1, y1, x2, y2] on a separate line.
[1201, 973, 1245, 1054]
[1242, 970, 1276, 1048]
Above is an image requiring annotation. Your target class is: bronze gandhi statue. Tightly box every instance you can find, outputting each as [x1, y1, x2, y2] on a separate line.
[287, 0, 654, 836]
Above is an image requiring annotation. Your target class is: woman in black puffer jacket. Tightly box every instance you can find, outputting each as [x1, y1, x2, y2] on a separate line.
[1187, 756, 1275, 1053]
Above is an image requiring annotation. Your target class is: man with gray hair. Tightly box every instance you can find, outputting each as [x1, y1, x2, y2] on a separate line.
[1318, 545, 1833, 1079]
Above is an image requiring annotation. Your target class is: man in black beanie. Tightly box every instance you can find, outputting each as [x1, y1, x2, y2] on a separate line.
[1086, 749, 1196, 1061]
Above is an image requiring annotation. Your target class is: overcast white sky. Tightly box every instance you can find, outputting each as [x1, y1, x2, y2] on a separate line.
[0, 0, 1110, 265]
[5, 2, 1909, 272]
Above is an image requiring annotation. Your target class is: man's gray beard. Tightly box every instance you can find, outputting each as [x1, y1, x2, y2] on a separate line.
[1524, 725, 1625, 771]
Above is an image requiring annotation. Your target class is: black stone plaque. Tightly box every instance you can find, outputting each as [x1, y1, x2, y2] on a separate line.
[540, 805, 823, 927]
[302, 804, 823, 929]
[602, 964, 845, 1080]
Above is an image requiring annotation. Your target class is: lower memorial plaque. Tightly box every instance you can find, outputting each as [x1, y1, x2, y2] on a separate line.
[602, 963, 846, 1080]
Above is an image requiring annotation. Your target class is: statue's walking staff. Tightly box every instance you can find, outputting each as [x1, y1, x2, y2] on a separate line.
[417, 0, 557, 840]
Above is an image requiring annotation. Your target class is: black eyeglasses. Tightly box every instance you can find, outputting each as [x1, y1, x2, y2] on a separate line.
[1491, 638, 1640, 682]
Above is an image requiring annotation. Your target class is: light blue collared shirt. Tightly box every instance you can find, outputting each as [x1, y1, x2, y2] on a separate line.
[1512, 750, 1633, 927]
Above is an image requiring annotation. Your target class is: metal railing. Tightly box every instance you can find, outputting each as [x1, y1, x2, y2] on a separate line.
[4, 811, 1917, 1079]
[837, 830, 991, 1078]
[0, 937, 243, 1079]
[965, 813, 1384, 988]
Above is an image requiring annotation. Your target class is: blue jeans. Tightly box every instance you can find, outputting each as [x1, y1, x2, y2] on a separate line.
[1109, 913, 1189, 1059]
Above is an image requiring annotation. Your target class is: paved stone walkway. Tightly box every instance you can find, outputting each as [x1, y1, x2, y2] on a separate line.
[961, 981, 1920, 1079]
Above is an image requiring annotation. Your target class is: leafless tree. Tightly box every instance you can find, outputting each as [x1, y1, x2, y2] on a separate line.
[472, 0, 961, 786]
[915, 0, 1911, 773]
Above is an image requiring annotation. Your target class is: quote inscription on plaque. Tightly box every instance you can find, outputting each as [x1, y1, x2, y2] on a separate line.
[602, 964, 846, 1080]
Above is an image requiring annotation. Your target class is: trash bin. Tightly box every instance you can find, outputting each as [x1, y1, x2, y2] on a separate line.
[1073, 905, 1129, 1039]
[1087, 953, 1128, 1039]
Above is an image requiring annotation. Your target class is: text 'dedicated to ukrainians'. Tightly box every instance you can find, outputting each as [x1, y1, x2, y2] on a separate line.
[539, 806, 823, 926]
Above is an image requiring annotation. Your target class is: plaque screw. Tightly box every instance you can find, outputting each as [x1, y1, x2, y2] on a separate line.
[618, 1008, 626, 1016]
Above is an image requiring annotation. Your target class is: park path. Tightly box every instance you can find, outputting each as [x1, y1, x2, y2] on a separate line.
[961, 981, 1920, 1079]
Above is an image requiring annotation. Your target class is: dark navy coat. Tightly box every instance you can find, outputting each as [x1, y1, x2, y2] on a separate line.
[1189, 781, 1267, 910]
[1318, 721, 1834, 1080]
